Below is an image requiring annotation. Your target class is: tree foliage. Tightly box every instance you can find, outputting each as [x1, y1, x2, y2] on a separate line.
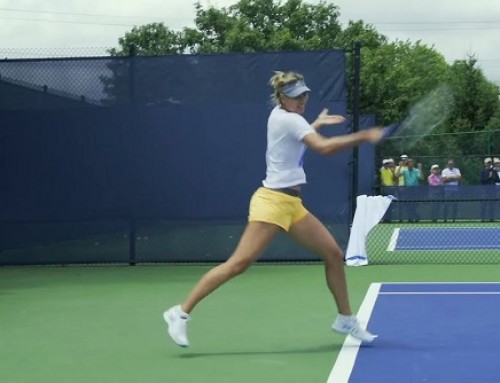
[359, 40, 450, 124]
[111, 0, 346, 54]
[448, 56, 499, 132]
[109, 23, 185, 55]
[107, 0, 500, 158]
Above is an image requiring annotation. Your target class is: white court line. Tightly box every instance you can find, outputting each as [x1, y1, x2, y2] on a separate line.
[382, 281, 500, 285]
[327, 283, 381, 383]
[380, 291, 500, 295]
[402, 226, 500, 231]
[387, 228, 400, 251]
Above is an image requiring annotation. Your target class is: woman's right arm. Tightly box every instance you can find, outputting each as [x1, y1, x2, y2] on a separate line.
[302, 128, 383, 156]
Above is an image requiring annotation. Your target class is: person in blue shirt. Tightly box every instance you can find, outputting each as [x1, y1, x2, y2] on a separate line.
[395, 158, 423, 221]
[396, 158, 423, 186]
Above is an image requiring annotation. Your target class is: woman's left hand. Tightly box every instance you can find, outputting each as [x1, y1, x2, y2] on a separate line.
[314, 108, 346, 127]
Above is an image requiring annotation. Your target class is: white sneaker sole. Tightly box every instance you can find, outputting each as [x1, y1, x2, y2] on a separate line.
[163, 311, 189, 347]
[332, 324, 378, 343]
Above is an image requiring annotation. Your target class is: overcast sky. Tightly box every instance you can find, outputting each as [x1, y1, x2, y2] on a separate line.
[1, 0, 499, 85]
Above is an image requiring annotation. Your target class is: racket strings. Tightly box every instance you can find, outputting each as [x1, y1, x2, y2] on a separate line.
[387, 85, 454, 148]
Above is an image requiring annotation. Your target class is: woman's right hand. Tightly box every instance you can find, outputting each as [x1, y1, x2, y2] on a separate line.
[365, 127, 384, 144]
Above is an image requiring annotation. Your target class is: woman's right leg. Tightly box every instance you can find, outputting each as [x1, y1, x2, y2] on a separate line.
[288, 213, 377, 343]
[288, 213, 351, 314]
[181, 221, 281, 313]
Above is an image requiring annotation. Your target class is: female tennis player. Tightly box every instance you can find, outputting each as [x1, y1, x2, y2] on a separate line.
[164, 71, 383, 347]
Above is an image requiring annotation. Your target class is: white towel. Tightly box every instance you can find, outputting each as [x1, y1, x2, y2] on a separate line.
[345, 195, 394, 266]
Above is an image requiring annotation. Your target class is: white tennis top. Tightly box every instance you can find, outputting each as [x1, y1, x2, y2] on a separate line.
[262, 106, 315, 189]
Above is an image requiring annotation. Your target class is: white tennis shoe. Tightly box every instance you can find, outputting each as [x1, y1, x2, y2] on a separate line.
[163, 305, 191, 347]
[332, 314, 377, 343]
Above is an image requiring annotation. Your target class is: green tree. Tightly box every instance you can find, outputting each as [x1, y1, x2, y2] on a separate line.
[448, 56, 499, 132]
[109, 22, 185, 55]
[109, 0, 345, 55]
[359, 40, 450, 124]
[101, 23, 186, 105]
[104, 0, 349, 104]
[188, 0, 345, 52]
[104, 0, 500, 156]
[432, 56, 500, 156]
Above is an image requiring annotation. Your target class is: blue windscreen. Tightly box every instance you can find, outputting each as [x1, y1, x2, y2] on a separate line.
[0, 50, 352, 263]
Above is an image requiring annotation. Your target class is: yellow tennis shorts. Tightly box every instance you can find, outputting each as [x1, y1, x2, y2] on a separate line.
[248, 187, 309, 231]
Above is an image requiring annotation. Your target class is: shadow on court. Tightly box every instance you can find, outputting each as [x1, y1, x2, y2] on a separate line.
[178, 343, 342, 359]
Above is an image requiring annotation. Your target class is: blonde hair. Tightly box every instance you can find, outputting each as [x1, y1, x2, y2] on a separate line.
[269, 71, 305, 106]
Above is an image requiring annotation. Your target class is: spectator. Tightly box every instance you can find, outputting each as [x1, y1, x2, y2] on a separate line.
[396, 158, 423, 186]
[395, 154, 408, 186]
[480, 157, 498, 185]
[428, 164, 443, 222]
[380, 159, 397, 187]
[479, 157, 499, 221]
[395, 158, 423, 222]
[494, 158, 500, 186]
[494, 158, 500, 221]
[441, 159, 461, 222]
[442, 158, 462, 185]
[428, 164, 443, 186]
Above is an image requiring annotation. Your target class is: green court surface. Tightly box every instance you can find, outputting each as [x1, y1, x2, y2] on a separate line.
[1, 264, 498, 383]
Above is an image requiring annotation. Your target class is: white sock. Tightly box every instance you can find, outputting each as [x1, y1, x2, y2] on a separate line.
[337, 313, 354, 321]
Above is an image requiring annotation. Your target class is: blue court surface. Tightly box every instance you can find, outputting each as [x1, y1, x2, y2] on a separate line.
[388, 227, 500, 250]
[328, 283, 500, 383]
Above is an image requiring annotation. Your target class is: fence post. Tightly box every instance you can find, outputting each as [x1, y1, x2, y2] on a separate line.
[129, 217, 136, 266]
[488, 130, 493, 156]
[128, 43, 136, 103]
[350, 41, 362, 220]
[128, 43, 137, 266]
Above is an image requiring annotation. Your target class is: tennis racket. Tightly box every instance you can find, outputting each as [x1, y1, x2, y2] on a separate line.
[380, 84, 454, 149]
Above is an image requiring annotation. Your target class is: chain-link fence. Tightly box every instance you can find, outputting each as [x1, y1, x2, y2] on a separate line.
[0, 47, 111, 59]
[367, 131, 500, 264]
[377, 130, 500, 185]
[1, 48, 499, 266]
[367, 220, 500, 265]
[0, 49, 356, 266]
